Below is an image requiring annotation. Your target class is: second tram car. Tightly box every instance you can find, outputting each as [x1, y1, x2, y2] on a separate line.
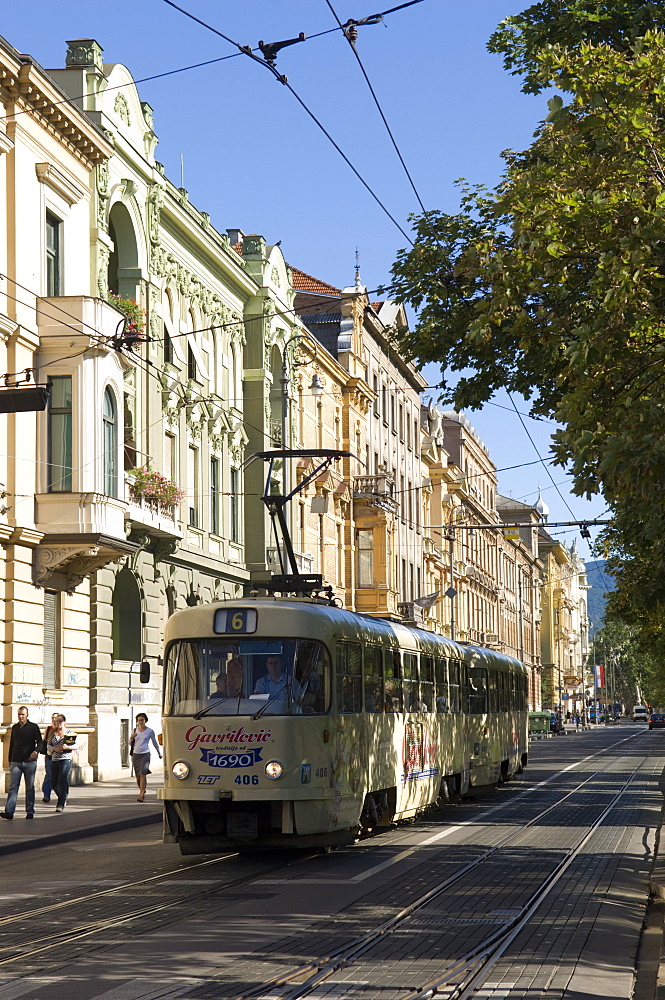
[159, 596, 529, 853]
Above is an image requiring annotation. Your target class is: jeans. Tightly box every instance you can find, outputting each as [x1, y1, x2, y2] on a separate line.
[42, 756, 52, 800]
[50, 758, 72, 809]
[5, 760, 37, 816]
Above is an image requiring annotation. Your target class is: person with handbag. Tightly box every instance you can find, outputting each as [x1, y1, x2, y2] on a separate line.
[47, 714, 78, 813]
[40, 711, 60, 803]
[131, 713, 162, 801]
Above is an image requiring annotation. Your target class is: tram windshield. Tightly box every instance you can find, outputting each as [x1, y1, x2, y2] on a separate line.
[163, 638, 330, 717]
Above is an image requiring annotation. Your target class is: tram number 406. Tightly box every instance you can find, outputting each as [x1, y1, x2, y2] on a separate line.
[234, 774, 260, 785]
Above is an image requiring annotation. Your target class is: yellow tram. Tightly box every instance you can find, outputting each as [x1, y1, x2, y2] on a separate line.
[159, 596, 529, 853]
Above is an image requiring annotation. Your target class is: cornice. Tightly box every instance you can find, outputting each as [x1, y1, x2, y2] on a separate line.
[35, 162, 87, 206]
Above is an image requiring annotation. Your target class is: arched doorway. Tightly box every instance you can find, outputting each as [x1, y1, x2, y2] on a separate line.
[107, 202, 139, 299]
[112, 567, 142, 663]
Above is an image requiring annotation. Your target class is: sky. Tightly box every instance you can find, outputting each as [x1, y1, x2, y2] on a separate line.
[1, 0, 608, 555]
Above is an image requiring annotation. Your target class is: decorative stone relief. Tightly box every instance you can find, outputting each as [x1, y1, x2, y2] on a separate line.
[96, 161, 109, 230]
[150, 246, 243, 336]
[271, 266, 281, 287]
[114, 94, 131, 126]
[66, 39, 104, 71]
[149, 286, 160, 345]
[97, 244, 110, 298]
[141, 102, 154, 131]
[153, 539, 179, 576]
[121, 178, 138, 202]
[147, 183, 164, 244]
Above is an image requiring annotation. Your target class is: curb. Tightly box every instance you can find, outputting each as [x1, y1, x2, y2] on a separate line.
[0, 809, 161, 857]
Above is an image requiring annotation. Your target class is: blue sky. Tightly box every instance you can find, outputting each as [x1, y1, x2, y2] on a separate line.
[2, 0, 608, 551]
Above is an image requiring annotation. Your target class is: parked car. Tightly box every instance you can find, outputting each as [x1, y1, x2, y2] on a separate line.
[649, 712, 665, 730]
[589, 709, 605, 723]
[633, 705, 649, 722]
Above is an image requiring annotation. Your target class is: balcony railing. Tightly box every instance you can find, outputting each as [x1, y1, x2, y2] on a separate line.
[125, 476, 182, 539]
[397, 601, 425, 625]
[266, 547, 314, 574]
[354, 473, 395, 499]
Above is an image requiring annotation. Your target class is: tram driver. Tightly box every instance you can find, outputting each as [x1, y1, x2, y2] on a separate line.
[254, 655, 288, 700]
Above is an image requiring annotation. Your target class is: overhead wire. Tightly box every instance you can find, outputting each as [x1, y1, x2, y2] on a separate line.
[323, 0, 426, 214]
[159, 0, 414, 243]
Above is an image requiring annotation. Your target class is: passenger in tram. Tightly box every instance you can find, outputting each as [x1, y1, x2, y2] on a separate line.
[209, 658, 243, 699]
[254, 655, 288, 699]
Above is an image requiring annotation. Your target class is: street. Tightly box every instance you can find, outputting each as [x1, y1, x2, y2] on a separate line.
[0, 722, 663, 1000]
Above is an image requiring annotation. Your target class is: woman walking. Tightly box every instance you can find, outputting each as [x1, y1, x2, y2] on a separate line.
[131, 713, 162, 801]
[48, 714, 77, 813]
[40, 711, 59, 803]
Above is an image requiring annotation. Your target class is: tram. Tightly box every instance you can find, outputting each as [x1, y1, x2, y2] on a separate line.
[159, 596, 529, 853]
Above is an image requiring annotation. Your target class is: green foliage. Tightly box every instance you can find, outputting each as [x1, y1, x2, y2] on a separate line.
[593, 617, 664, 708]
[127, 466, 185, 507]
[488, 1, 665, 93]
[389, 31, 665, 652]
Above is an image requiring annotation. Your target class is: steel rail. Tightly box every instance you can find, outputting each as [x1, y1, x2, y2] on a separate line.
[231, 745, 646, 1000]
[407, 769, 641, 999]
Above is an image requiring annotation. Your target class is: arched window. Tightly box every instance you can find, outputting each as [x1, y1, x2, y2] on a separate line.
[103, 387, 118, 497]
[112, 568, 142, 662]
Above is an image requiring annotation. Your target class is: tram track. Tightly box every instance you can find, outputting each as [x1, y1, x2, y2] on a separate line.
[228, 743, 650, 1000]
[0, 849, 319, 970]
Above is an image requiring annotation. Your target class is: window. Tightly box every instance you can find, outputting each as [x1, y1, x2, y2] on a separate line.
[187, 343, 197, 382]
[468, 666, 488, 715]
[449, 660, 461, 713]
[336, 642, 362, 713]
[364, 645, 383, 713]
[357, 529, 374, 587]
[188, 445, 199, 527]
[164, 432, 176, 482]
[47, 375, 72, 492]
[210, 458, 220, 535]
[45, 211, 62, 296]
[385, 649, 402, 711]
[372, 374, 379, 415]
[435, 658, 448, 713]
[230, 468, 240, 542]
[102, 387, 118, 497]
[112, 568, 142, 662]
[421, 655, 434, 711]
[43, 590, 60, 689]
[164, 329, 173, 364]
[403, 652, 419, 711]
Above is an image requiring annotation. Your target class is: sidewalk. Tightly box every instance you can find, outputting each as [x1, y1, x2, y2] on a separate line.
[0, 776, 162, 856]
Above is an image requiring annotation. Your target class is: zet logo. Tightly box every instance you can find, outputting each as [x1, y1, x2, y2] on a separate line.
[198, 775, 220, 785]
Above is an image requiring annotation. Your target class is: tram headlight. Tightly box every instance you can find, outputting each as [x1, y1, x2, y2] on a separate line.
[265, 760, 283, 780]
[171, 760, 190, 780]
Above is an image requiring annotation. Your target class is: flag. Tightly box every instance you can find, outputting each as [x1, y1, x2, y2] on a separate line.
[594, 664, 605, 687]
[413, 591, 440, 609]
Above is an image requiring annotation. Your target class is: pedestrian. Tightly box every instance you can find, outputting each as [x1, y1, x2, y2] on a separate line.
[0, 707, 43, 820]
[130, 713, 162, 802]
[47, 714, 77, 813]
[40, 711, 60, 804]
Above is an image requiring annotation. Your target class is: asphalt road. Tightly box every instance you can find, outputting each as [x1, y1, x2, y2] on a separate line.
[0, 721, 663, 1000]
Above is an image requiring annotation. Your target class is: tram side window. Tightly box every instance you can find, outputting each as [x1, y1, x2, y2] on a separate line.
[468, 666, 488, 715]
[403, 652, 420, 712]
[421, 655, 434, 712]
[449, 660, 461, 713]
[294, 640, 329, 714]
[336, 642, 362, 713]
[364, 645, 384, 713]
[165, 641, 200, 714]
[489, 670, 498, 713]
[435, 657, 448, 713]
[498, 671, 509, 712]
[384, 649, 402, 712]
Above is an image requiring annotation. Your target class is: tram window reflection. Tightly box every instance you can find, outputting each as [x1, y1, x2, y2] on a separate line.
[449, 660, 461, 714]
[421, 655, 434, 712]
[364, 645, 383, 713]
[163, 638, 331, 716]
[384, 649, 402, 712]
[435, 657, 448, 713]
[403, 652, 420, 712]
[336, 642, 362, 713]
[468, 666, 488, 715]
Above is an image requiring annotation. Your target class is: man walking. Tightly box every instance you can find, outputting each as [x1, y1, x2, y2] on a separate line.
[1, 707, 42, 820]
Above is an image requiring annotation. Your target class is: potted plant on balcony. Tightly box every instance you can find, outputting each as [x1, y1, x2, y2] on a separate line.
[108, 292, 145, 348]
[127, 466, 185, 513]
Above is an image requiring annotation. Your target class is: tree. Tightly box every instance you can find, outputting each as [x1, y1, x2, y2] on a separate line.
[487, 1, 665, 94]
[389, 29, 665, 638]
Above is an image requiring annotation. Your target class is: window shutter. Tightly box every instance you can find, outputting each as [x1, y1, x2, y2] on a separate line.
[43, 591, 57, 688]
